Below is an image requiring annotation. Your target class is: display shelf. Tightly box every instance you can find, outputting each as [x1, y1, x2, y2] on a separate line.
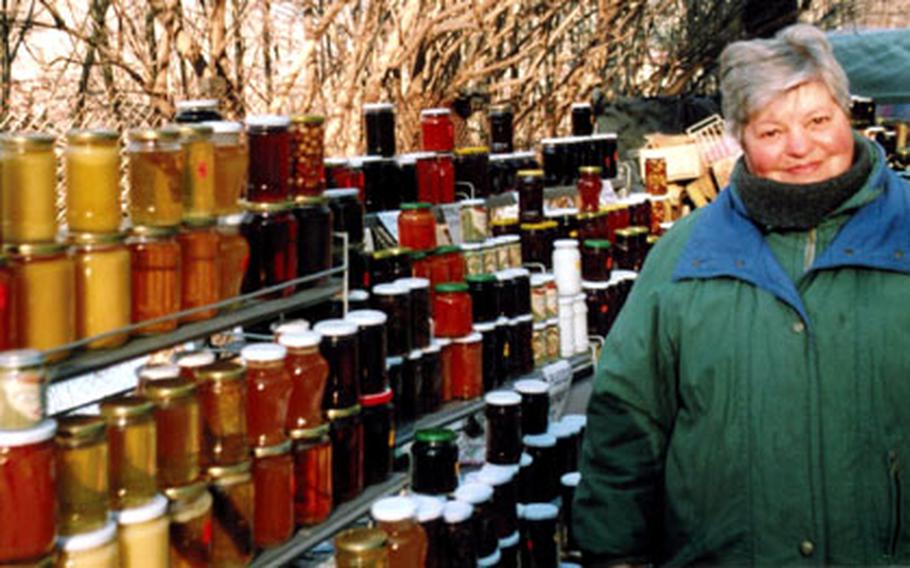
[250, 472, 409, 568]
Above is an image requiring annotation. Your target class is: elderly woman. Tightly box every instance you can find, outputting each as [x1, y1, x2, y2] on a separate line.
[574, 24, 910, 565]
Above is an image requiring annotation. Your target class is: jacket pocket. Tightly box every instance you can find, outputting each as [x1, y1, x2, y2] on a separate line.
[889, 450, 902, 557]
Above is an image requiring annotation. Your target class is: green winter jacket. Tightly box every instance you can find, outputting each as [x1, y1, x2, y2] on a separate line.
[574, 140, 910, 566]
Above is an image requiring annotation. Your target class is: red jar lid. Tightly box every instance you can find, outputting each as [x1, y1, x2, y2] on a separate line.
[360, 388, 393, 408]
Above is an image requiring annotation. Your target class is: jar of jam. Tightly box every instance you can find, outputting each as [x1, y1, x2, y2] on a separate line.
[313, 319, 361, 410]
[442, 501, 477, 566]
[240, 201, 299, 299]
[451, 331, 482, 400]
[207, 461, 254, 566]
[252, 441, 295, 548]
[549, 421, 576, 478]
[519, 221, 557, 270]
[488, 104, 514, 154]
[293, 195, 333, 286]
[495, 316, 513, 381]
[577, 166, 602, 213]
[335, 527, 389, 568]
[605, 203, 630, 242]
[71, 232, 131, 349]
[415, 153, 456, 205]
[617, 226, 650, 271]
[581, 239, 613, 281]
[398, 203, 437, 251]
[371, 496, 428, 566]
[400, 349, 423, 423]
[519, 503, 560, 567]
[361, 156, 401, 212]
[65, 129, 121, 233]
[127, 128, 184, 228]
[371, 283, 412, 356]
[515, 379, 549, 436]
[361, 388, 394, 487]
[386, 356, 404, 427]
[411, 428, 458, 495]
[177, 219, 221, 322]
[410, 250, 431, 280]
[328, 404, 364, 504]
[474, 322, 500, 392]
[530, 274, 548, 322]
[435, 245, 465, 283]
[570, 102, 593, 136]
[419, 341, 442, 415]
[56, 519, 119, 567]
[99, 396, 158, 511]
[195, 361, 249, 467]
[363, 103, 396, 157]
[291, 423, 333, 527]
[435, 338, 454, 404]
[453, 483, 498, 562]
[433, 282, 473, 338]
[172, 123, 216, 221]
[241, 343, 292, 448]
[174, 350, 215, 381]
[0, 133, 58, 243]
[466, 274, 500, 325]
[509, 267, 532, 314]
[166, 481, 213, 567]
[476, 463, 519, 540]
[0, 349, 45, 430]
[116, 494, 169, 568]
[144, 378, 201, 489]
[414, 496, 445, 568]
[204, 121, 247, 216]
[279, 330, 329, 431]
[7, 243, 76, 361]
[325, 188, 365, 245]
[394, 277, 431, 349]
[517, 169, 545, 223]
[513, 314, 534, 374]
[396, 153, 419, 203]
[485, 391, 523, 465]
[56, 415, 111, 536]
[0, 420, 56, 563]
[522, 433, 558, 502]
[561, 471, 582, 557]
[369, 247, 413, 287]
[128, 226, 181, 335]
[345, 310, 389, 396]
[420, 108, 455, 152]
[454, 146, 491, 198]
[290, 114, 326, 197]
[245, 115, 291, 202]
[496, 270, 518, 320]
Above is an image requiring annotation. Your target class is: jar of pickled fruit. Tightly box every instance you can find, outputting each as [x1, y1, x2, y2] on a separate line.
[65, 128, 122, 233]
[240, 201, 299, 300]
[242, 343, 292, 448]
[290, 114, 326, 197]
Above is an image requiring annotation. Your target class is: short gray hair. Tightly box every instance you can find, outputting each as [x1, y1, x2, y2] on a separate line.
[719, 24, 850, 142]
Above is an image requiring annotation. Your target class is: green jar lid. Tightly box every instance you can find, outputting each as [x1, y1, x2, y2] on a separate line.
[435, 282, 469, 293]
[409, 250, 428, 261]
[415, 427, 457, 444]
[434, 245, 461, 255]
[400, 202, 432, 210]
[583, 239, 612, 250]
[465, 273, 497, 284]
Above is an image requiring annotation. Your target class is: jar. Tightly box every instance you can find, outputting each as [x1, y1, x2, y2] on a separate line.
[605, 203, 630, 242]
[173, 350, 215, 382]
[541, 138, 563, 187]
[400, 349, 423, 423]
[99, 396, 158, 511]
[488, 104, 514, 154]
[436, 338, 454, 404]
[454, 146, 491, 198]
[361, 156, 401, 212]
[415, 153, 456, 204]
[395, 277, 431, 349]
[547, 207, 579, 241]
[370, 283, 412, 356]
[57, 519, 119, 568]
[127, 128, 184, 227]
[508, 267, 532, 315]
[533, 322, 548, 366]
[561, 471, 582, 557]
[530, 274, 548, 322]
[561, 415, 587, 468]
[56, 415, 110, 535]
[345, 310, 389, 396]
[615, 226, 649, 271]
[0, 133, 58, 243]
[325, 188, 365, 245]
[411, 428, 458, 495]
[291, 423, 333, 527]
[335, 527, 389, 568]
[450, 331, 482, 400]
[570, 102, 593, 136]
[252, 441, 295, 548]
[417, 342, 440, 414]
[398, 202, 437, 251]
[144, 378, 201, 489]
[475, 322, 499, 393]
[328, 404, 364, 504]
[574, 293, 589, 354]
[116, 494, 169, 568]
[592, 133, 619, 178]
[516, 379, 549, 436]
[577, 166, 602, 213]
[279, 330, 329, 431]
[552, 239, 582, 297]
[128, 226, 181, 335]
[466, 273, 500, 324]
[459, 198, 488, 243]
[476, 464, 519, 540]
[491, 236, 511, 270]
[8, 243, 76, 360]
[581, 239, 613, 282]
[195, 361, 249, 467]
[511, 314, 534, 375]
[499, 531, 520, 568]
[410, 250, 431, 280]
[461, 242, 485, 277]
[517, 169, 545, 223]
[519, 221, 557, 269]
[313, 319, 361, 410]
[485, 391, 522, 465]
[71, 233, 131, 349]
[442, 501, 477, 566]
[172, 123, 216, 221]
[290, 115, 326, 197]
[558, 296, 575, 358]
[363, 103, 396, 157]
[517, 453, 534, 505]
[245, 115, 291, 202]
[386, 356, 404, 427]
[369, 247, 413, 287]
[240, 201, 298, 299]
[177, 220, 220, 322]
[371, 497, 428, 567]
[293, 196, 334, 285]
[166, 481, 213, 568]
[0, 257, 14, 350]
[215, 215, 250, 304]
[241, 343, 291, 448]
[519, 503, 559, 567]
[454, 483, 498, 561]
[522, 433, 558, 502]
[65, 129, 121, 233]
[435, 245, 465, 284]
[0, 349, 45, 430]
[433, 282, 473, 337]
[495, 317, 513, 380]
[549, 421, 576, 478]
[546, 318, 560, 363]
[496, 270, 518, 320]
[175, 99, 221, 123]
[421, 108, 455, 152]
[201, 121, 246, 216]
[207, 461, 254, 566]
[481, 240, 498, 274]
[0, 419, 56, 564]
[414, 496, 445, 568]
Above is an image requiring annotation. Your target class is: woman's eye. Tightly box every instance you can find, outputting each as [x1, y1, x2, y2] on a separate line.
[759, 129, 781, 139]
[810, 115, 830, 126]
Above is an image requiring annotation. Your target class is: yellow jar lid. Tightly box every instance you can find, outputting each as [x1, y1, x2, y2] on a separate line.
[335, 527, 388, 553]
[171, 123, 214, 140]
[605, 203, 628, 212]
[3, 242, 68, 257]
[55, 415, 107, 448]
[100, 396, 155, 420]
[295, 195, 329, 206]
[520, 221, 558, 230]
[69, 232, 126, 248]
[195, 361, 245, 382]
[628, 226, 650, 236]
[371, 247, 412, 261]
[243, 200, 293, 214]
[290, 423, 330, 440]
[127, 127, 180, 143]
[163, 480, 208, 502]
[292, 114, 325, 125]
[182, 216, 218, 229]
[143, 377, 197, 401]
[579, 166, 602, 175]
[0, 132, 55, 150]
[455, 146, 490, 156]
[491, 219, 518, 227]
[327, 404, 361, 421]
[129, 225, 179, 240]
[614, 228, 636, 238]
[516, 169, 544, 178]
[66, 128, 119, 145]
[207, 460, 252, 481]
[253, 440, 293, 458]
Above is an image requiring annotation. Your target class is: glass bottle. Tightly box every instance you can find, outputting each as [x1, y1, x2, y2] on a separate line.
[0, 132, 58, 243]
[252, 441, 295, 548]
[0, 349, 46, 430]
[207, 461, 255, 566]
[71, 232, 131, 349]
[128, 226, 181, 335]
[241, 343, 292, 448]
[370, 496, 427, 567]
[177, 219, 221, 322]
[144, 378, 201, 489]
[99, 396, 158, 510]
[195, 361, 250, 467]
[127, 127, 184, 227]
[55, 415, 110, 535]
[279, 330, 329, 431]
[65, 128, 122, 233]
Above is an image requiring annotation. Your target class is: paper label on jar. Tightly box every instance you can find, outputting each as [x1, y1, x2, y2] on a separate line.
[465, 251, 484, 276]
[0, 371, 45, 428]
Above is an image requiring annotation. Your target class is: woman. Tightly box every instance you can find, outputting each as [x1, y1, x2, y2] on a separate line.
[574, 24, 910, 565]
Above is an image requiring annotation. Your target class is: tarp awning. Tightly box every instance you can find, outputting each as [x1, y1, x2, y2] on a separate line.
[829, 28, 910, 104]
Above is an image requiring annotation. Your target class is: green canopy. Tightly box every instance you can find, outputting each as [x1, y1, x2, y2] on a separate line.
[829, 28, 910, 104]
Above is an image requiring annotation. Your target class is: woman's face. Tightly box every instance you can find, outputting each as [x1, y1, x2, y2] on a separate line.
[741, 80, 854, 184]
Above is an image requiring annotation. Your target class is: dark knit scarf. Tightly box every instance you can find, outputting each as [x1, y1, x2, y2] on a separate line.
[732, 135, 872, 231]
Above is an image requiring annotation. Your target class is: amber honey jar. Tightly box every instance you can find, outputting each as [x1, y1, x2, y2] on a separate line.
[279, 330, 328, 431]
[165, 481, 213, 568]
[242, 343, 292, 448]
[195, 361, 250, 467]
[207, 461, 254, 566]
[0, 256, 15, 351]
[291, 423, 333, 527]
[144, 378, 201, 490]
[240, 201, 299, 300]
[0, 349, 46, 431]
[216, 215, 250, 305]
[71, 232, 131, 349]
[128, 226, 181, 335]
[127, 127, 184, 228]
[174, 349, 216, 381]
[177, 219, 221, 322]
[335, 527, 389, 567]
[0, 132, 58, 243]
[65, 128, 122, 234]
[290, 114, 326, 197]
[206, 120, 247, 215]
[252, 441, 295, 548]
[245, 115, 291, 203]
[173, 123, 216, 222]
[99, 395, 158, 511]
[55, 415, 111, 537]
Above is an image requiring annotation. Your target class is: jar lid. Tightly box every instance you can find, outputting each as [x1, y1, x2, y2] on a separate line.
[136, 364, 181, 381]
[129, 225, 178, 240]
[581, 280, 609, 290]
[295, 195, 330, 207]
[55, 415, 106, 447]
[460, 198, 485, 206]
[253, 439, 293, 458]
[277, 330, 322, 349]
[313, 319, 359, 337]
[562, 414, 587, 431]
[490, 218, 518, 228]
[409, 250, 428, 261]
[488, 103, 512, 114]
[195, 361, 245, 382]
[244, 114, 291, 128]
[414, 427, 456, 444]
[421, 107, 451, 117]
[422, 341, 441, 354]
[324, 188, 360, 200]
[241, 343, 287, 363]
[182, 216, 218, 228]
[207, 460, 252, 480]
[372, 283, 408, 296]
[100, 396, 155, 420]
[454, 482, 493, 505]
[548, 421, 574, 439]
[435, 282, 468, 293]
[477, 463, 518, 485]
[116, 494, 168, 525]
[629, 226, 650, 236]
[454, 146, 489, 156]
[523, 433, 557, 448]
[0, 348, 44, 369]
[386, 356, 404, 368]
[327, 404, 361, 421]
[561, 471, 581, 488]
[171, 122, 214, 139]
[507, 267, 530, 279]
[521, 502, 558, 521]
[371, 496, 417, 523]
[414, 495, 445, 522]
[571, 102, 592, 110]
[176, 98, 219, 111]
[163, 480, 208, 502]
[519, 221, 557, 230]
[175, 350, 216, 369]
[58, 519, 117, 552]
[3, 242, 67, 257]
[0, 418, 56, 447]
[0, 132, 55, 149]
[348, 289, 370, 302]
[459, 242, 484, 252]
[434, 244, 461, 255]
[433, 337, 452, 347]
[335, 527, 388, 554]
[520, 452, 533, 467]
[372, 246, 412, 260]
[272, 319, 311, 336]
[584, 239, 612, 250]
[202, 120, 242, 134]
[127, 128, 172, 142]
[474, 322, 495, 333]
[292, 114, 325, 125]
[533, 322, 547, 330]
[395, 277, 430, 291]
[396, 154, 417, 166]
[454, 331, 482, 344]
[407, 349, 423, 360]
[515, 378, 548, 395]
[66, 128, 119, 144]
[495, 270, 514, 282]
[144, 377, 197, 400]
[485, 390, 521, 406]
[530, 274, 548, 286]
[591, 132, 617, 140]
[614, 227, 636, 238]
[500, 530, 521, 548]
[290, 423, 330, 440]
[579, 165, 602, 175]
[363, 102, 395, 112]
[553, 238, 579, 249]
[67, 232, 126, 248]
[516, 169, 544, 178]
[465, 273, 497, 284]
[346, 309, 388, 327]
[243, 200, 293, 213]
[442, 500, 473, 523]
[359, 387, 393, 407]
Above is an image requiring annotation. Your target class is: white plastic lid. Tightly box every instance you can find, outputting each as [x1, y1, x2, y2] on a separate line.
[202, 120, 242, 134]
[496, 270, 514, 282]
[370, 496, 417, 523]
[413, 495, 445, 522]
[454, 332, 482, 344]
[571, 102, 592, 109]
[561, 471, 581, 488]
[496, 316, 510, 327]
[346, 309, 388, 327]
[277, 330, 322, 349]
[408, 349, 423, 360]
[422, 342, 441, 355]
[477, 463, 517, 486]
[460, 198, 485, 206]
[386, 356, 404, 368]
[395, 277, 430, 291]
[273, 319, 311, 335]
[554, 238, 579, 249]
[434, 338, 453, 347]
[176, 99, 218, 111]
[485, 391, 521, 406]
[581, 280, 610, 290]
[517, 314, 533, 324]
[454, 482, 494, 505]
[522, 503, 559, 521]
[508, 267, 531, 279]
[325, 157, 348, 167]
[137, 364, 181, 381]
[474, 322, 496, 333]
[405, 151, 437, 160]
[175, 351, 215, 368]
[514, 379, 548, 395]
[558, 296, 575, 306]
[500, 530, 520, 548]
[349, 289, 370, 302]
[421, 107, 451, 116]
[58, 519, 117, 552]
[548, 421, 574, 439]
[117, 494, 168, 525]
[245, 114, 291, 128]
[591, 132, 617, 140]
[0, 418, 56, 447]
[240, 343, 287, 363]
[478, 548, 502, 567]
[313, 319, 359, 337]
[395, 154, 418, 166]
[325, 188, 360, 199]
[520, 452, 533, 467]
[533, 322, 547, 331]
[443, 500, 474, 524]
[363, 102, 395, 111]
[562, 414, 587, 431]
[372, 283, 408, 296]
[530, 274, 549, 287]
[523, 433, 557, 448]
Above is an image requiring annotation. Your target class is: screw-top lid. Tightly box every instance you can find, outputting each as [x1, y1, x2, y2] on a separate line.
[561, 471, 581, 488]
[533, 322, 547, 331]
[413, 495, 445, 522]
[400, 202, 432, 211]
[195, 361, 245, 382]
[0, 348, 44, 369]
[434, 244, 461, 256]
[489, 103, 512, 114]
[253, 439, 292, 458]
[477, 463, 518, 486]
[460, 242, 484, 252]
[443, 500, 473, 523]
[370, 496, 417, 523]
[171, 122, 214, 140]
[360, 388, 393, 407]
[454, 332, 482, 344]
[242, 200, 293, 214]
[294, 195, 330, 207]
[163, 479, 208, 502]
[414, 427, 456, 444]
[55, 415, 107, 447]
[363, 102, 395, 112]
[554, 238, 579, 249]
[407, 349, 423, 361]
[290, 423, 330, 440]
[453, 482, 493, 505]
[523, 433, 556, 448]
[129, 225, 179, 240]
[207, 460, 252, 481]
[68, 232, 126, 249]
[348, 289, 370, 302]
[175, 350, 216, 369]
[371, 283, 408, 297]
[433, 337, 452, 347]
[0, 418, 56, 447]
[516, 169, 544, 178]
[421, 107, 451, 117]
[521, 502, 559, 521]
[520, 452, 533, 467]
[137, 364, 181, 381]
[292, 114, 325, 125]
[116, 494, 168, 525]
[335, 527, 388, 554]
[500, 530, 520, 548]
[395, 277, 430, 291]
[548, 421, 574, 439]
[561, 414, 587, 432]
[422, 342, 441, 355]
[386, 356, 404, 368]
[506, 267, 531, 279]
[514, 379, 548, 395]
[127, 128, 173, 143]
[100, 396, 155, 420]
[57, 519, 117, 552]
[465, 273, 497, 284]
[3, 242, 68, 257]
[202, 120, 242, 134]
[313, 319, 359, 337]
[495, 270, 514, 282]
[485, 391, 521, 406]
[244, 114, 291, 128]
[583, 239, 612, 251]
[454, 146, 489, 156]
[144, 378, 197, 401]
[346, 309, 389, 328]
[435, 282, 468, 293]
[66, 128, 118, 144]
[277, 330, 322, 349]
[474, 322, 495, 333]
[241, 343, 287, 363]
[176, 99, 219, 111]
[579, 165, 602, 175]
[0, 132, 55, 149]
[326, 404, 361, 421]
[273, 319, 311, 335]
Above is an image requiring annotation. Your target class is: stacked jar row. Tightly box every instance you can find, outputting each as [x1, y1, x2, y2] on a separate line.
[541, 133, 618, 187]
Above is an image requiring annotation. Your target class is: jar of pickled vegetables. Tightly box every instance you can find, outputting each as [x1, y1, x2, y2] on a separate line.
[65, 128, 122, 233]
[71, 232, 131, 349]
[127, 128, 184, 227]
[0, 349, 45, 430]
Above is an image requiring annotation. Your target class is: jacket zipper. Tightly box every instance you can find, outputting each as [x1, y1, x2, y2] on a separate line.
[889, 450, 902, 557]
[804, 228, 817, 272]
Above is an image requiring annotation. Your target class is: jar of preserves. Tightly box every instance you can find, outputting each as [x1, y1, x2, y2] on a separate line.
[476, 463, 519, 541]
[519, 503, 560, 567]
[71, 232, 131, 349]
[450, 331, 482, 400]
[252, 441, 295, 548]
[433, 282, 473, 338]
[475, 321, 500, 392]
[370, 283, 412, 357]
[546, 318, 560, 361]
[293, 196, 333, 286]
[488, 104, 514, 154]
[195, 361, 249, 467]
[549, 421, 576, 478]
[175, 99, 221, 123]
[414, 496, 445, 568]
[454, 146, 491, 198]
[570, 102, 593, 136]
[65, 129, 121, 233]
[517, 452, 534, 505]
[291, 423, 333, 527]
[174, 350, 216, 381]
[144, 378, 201, 489]
[363, 103, 396, 157]
[436, 245, 465, 283]
[57, 519, 119, 568]
[411, 428, 458, 495]
[205, 121, 247, 216]
[369, 247, 413, 287]
[496, 270, 518, 320]
[552, 239, 582, 296]
[127, 128, 184, 227]
[517, 169, 545, 223]
[419, 342, 442, 415]
[581, 239, 613, 282]
[495, 316, 513, 380]
[398, 202, 437, 251]
[99, 396, 158, 511]
[645, 156, 668, 196]
[386, 355, 404, 426]
[442, 501, 477, 566]
[371, 497, 428, 567]
[241, 343, 292, 448]
[245, 115, 291, 203]
[0, 257, 14, 350]
[522, 434, 558, 502]
[328, 404, 364, 505]
[395, 277, 431, 349]
[512, 314, 534, 374]
[577, 166, 602, 213]
[335, 527, 389, 568]
[313, 319, 361, 410]
[325, 188, 365, 245]
[485, 391, 522, 465]
[508, 267, 532, 315]
[177, 219, 221, 322]
[515, 379, 549, 436]
[207, 461, 254, 566]
[453, 483, 498, 562]
[615, 226, 649, 271]
[421, 108, 455, 152]
[55, 415, 111, 536]
[561, 471, 582, 557]
[273, 332, 325, 433]
[0, 419, 57, 564]
[361, 388, 394, 487]
[240, 201, 299, 299]
[128, 226, 181, 335]
[399, 349, 422, 423]
[519, 221, 557, 269]
[166, 481, 213, 568]
[7, 243, 76, 360]
[436, 338, 454, 404]
[172, 123, 216, 222]
[290, 115, 326, 197]
[116, 494, 169, 568]
[530, 274, 548, 322]
[0, 349, 45, 430]
[215, 215, 250, 305]
[605, 203, 630, 242]
[0, 133, 58, 243]
[345, 310, 388, 396]
[407, 251, 431, 281]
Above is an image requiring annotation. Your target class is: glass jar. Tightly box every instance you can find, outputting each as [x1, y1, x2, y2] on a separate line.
[454, 146, 491, 199]
[116, 494, 169, 568]
[420, 108, 455, 152]
[369, 247, 413, 287]
[291, 424, 333, 527]
[65, 129, 121, 233]
[128, 226, 181, 335]
[177, 220, 220, 322]
[328, 404, 364, 505]
[386, 356, 404, 427]
[485, 391, 523, 465]
[454, 483, 498, 561]
[481, 240, 498, 274]
[325, 188, 365, 245]
[549, 421, 576, 478]
[175, 99, 221, 123]
[313, 319, 361, 410]
[370, 283, 412, 357]
[413, 496, 445, 568]
[241, 343, 292, 448]
[605, 203, 630, 242]
[172, 123, 216, 221]
[0, 349, 45, 430]
[577, 166, 602, 213]
[512, 314, 534, 375]
[290, 115, 326, 197]
[436, 338, 454, 403]
[433, 282, 473, 338]
[279, 330, 329, 431]
[592, 133, 619, 178]
[207, 461, 254, 566]
[252, 441, 295, 548]
[0, 257, 13, 351]
[442, 501, 477, 566]
[363, 103, 396, 157]
[571, 102, 593, 136]
[173, 350, 215, 381]
[496, 270, 518, 320]
[519, 221, 557, 269]
[460, 243, 484, 277]
[519, 503, 560, 567]
[215, 215, 250, 306]
[245, 115, 291, 203]
[371, 497, 428, 566]
[395, 277, 431, 349]
[335, 527, 389, 568]
[0, 133, 58, 243]
[8, 243, 76, 360]
[582, 239, 613, 282]
[205, 120, 247, 215]
[166, 481, 213, 568]
[398, 202, 437, 251]
[419, 342, 442, 415]
[553, 239, 582, 296]
[522, 433, 558, 502]
[240, 201, 299, 299]
[361, 388, 394, 487]
[474, 322, 498, 393]
[459, 198, 489, 243]
[57, 519, 119, 568]
[195, 361, 249, 467]
[345, 310, 389, 396]
[144, 378, 201, 489]
[530, 273, 548, 322]
[533, 321, 548, 366]
[0, 419, 57, 564]
[617, 226, 650, 271]
[293, 196, 333, 286]
[71, 233, 131, 349]
[517, 169, 545, 223]
[399, 349, 422, 423]
[411, 428, 458, 496]
[546, 318, 560, 361]
[515, 379, 549, 436]
[99, 396, 158, 511]
[488, 104, 514, 154]
[436, 245, 465, 284]
[508, 267, 532, 315]
[476, 464, 519, 541]
[55, 415, 110, 536]
[450, 332, 482, 400]
[127, 128, 184, 227]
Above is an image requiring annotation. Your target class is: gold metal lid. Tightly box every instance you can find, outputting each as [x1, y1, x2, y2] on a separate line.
[455, 146, 490, 156]
[171, 123, 214, 140]
[68, 232, 126, 248]
[520, 221, 558, 230]
[490, 219, 518, 227]
[488, 103, 513, 114]
[128, 127, 181, 143]
[3, 242, 67, 257]
[0, 132, 55, 150]
[195, 361, 245, 382]
[292, 114, 325, 125]
[163, 480, 208, 502]
[129, 225, 179, 240]
[327, 404, 361, 421]
[243, 200, 293, 214]
[290, 423, 330, 440]
[516, 169, 544, 178]
[335, 527, 388, 553]
[143, 377, 197, 401]
[579, 166, 602, 175]
[99, 396, 155, 420]
[371, 247, 412, 261]
[182, 216, 218, 228]
[294, 195, 329, 206]
[207, 460, 252, 480]
[627, 226, 650, 236]
[605, 203, 628, 212]
[55, 415, 107, 447]
[66, 128, 119, 145]
[253, 440, 293, 458]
